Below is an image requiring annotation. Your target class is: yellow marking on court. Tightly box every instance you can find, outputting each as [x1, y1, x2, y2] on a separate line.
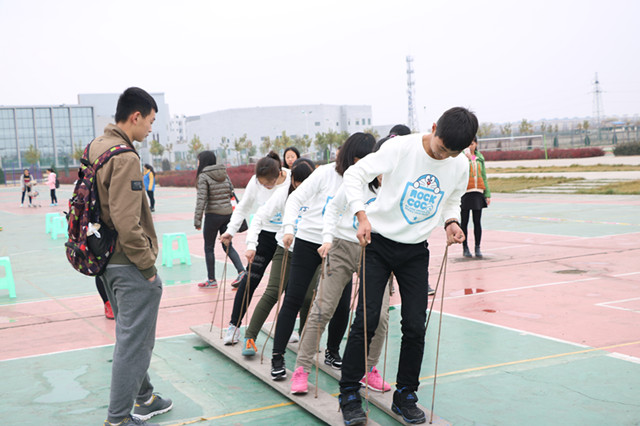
[167, 401, 295, 425]
[419, 339, 640, 380]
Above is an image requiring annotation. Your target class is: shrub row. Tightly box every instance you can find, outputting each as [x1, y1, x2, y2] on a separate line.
[156, 164, 256, 188]
[613, 142, 640, 156]
[483, 147, 605, 161]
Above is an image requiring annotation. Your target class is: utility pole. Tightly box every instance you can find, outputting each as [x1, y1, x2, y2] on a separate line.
[406, 56, 418, 132]
[592, 72, 604, 142]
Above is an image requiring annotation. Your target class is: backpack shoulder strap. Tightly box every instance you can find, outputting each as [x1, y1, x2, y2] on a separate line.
[92, 144, 137, 173]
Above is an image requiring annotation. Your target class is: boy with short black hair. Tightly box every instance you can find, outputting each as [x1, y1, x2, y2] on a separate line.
[93, 87, 173, 426]
[337, 107, 478, 425]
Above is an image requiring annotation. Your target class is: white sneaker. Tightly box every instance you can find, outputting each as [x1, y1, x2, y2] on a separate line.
[289, 331, 300, 343]
[20, 204, 24, 208]
[223, 324, 241, 345]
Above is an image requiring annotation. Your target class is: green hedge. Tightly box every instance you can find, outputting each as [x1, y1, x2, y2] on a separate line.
[613, 142, 640, 156]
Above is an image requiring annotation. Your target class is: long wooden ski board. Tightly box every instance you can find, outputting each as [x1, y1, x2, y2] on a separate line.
[274, 327, 451, 426]
[191, 324, 382, 425]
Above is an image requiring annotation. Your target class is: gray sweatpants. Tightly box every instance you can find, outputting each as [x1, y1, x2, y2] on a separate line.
[102, 264, 163, 423]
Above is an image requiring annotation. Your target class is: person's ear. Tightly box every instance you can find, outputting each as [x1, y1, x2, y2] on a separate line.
[431, 123, 437, 133]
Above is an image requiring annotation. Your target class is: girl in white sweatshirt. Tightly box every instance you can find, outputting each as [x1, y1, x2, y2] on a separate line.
[240, 158, 317, 356]
[219, 152, 290, 344]
[270, 132, 375, 381]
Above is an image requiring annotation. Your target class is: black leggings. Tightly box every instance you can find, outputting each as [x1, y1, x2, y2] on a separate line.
[21, 187, 32, 204]
[146, 190, 155, 209]
[96, 276, 108, 304]
[230, 230, 278, 326]
[461, 208, 482, 246]
[50, 189, 58, 204]
[272, 238, 323, 355]
[203, 213, 244, 281]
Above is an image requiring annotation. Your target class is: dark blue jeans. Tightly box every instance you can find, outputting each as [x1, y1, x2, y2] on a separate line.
[340, 233, 429, 393]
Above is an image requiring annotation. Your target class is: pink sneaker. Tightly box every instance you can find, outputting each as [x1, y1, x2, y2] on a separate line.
[290, 366, 309, 394]
[360, 366, 391, 392]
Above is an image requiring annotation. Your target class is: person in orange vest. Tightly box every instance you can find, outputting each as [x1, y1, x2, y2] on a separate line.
[460, 136, 491, 258]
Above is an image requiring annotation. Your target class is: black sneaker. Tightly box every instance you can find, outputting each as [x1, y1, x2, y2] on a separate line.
[427, 285, 435, 296]
[271, 354, 286, 380]
[392, 388, 426, 424]
[325, 348, 342, 370]
[339, 390, 367, 425]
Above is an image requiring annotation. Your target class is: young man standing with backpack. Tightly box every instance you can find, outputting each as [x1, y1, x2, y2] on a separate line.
[92, 87, 173, 426]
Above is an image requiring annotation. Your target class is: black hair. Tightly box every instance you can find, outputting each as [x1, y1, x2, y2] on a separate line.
[47, 168, 54, 173]
[289, 157, 315, 195]
[195, 150, 217, 187]
[335, 132, 375, 176]
[434, 107, 479, 152]
[115, 87, 158, 123]
[283, 146, 301, 169]
[367, 135, 394, 193]
[144, 164, 155, 174]
[388, 124, 411, 136]
[255, 151, 281, 181]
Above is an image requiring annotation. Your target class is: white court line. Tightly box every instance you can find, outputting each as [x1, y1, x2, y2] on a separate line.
[0, 332, 194, 363]
[595, 296, 640, 314]
[445, 276, 600, 299]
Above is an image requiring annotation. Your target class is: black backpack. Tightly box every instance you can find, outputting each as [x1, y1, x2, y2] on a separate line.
[64, 141, 135, 276]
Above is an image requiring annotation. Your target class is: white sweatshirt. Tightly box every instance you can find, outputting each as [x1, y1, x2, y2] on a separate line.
[245, 185, 309, 252]
[226, 168, 290, 236]
[322, 184, 377, 244]
[282, 163, 343, 245]
[343, 134, 469, 244]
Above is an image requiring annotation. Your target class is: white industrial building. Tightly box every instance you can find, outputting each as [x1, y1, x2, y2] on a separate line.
[185, 104, 373, 157]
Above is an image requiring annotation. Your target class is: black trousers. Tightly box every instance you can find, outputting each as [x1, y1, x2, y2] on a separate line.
[146, 190, 155, 209]
[461, 208, 482, 247]
[203, 213, 244, 281]
[340, 233, 429, 393]
[230, 230, 277, 326]
[50, 189, 58, 204]
[272, 238, 323, 354]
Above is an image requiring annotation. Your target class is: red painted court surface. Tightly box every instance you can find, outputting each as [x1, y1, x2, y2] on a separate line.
[1, 186, 639, 425]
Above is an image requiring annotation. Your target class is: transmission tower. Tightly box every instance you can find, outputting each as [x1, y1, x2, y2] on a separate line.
[406, 55, 418, 132]
[592, 72, 604, 132]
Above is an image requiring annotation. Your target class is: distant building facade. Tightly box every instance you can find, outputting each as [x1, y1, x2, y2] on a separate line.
[0, 105, 94, 172]
[185, 104, 373, 162]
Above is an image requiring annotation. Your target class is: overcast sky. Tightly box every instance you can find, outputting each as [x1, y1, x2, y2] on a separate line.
[1, 0, 638, 128]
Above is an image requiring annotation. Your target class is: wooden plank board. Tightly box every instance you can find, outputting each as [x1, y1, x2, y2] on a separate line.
[191, 323, 382, 426]
[264, 326, 451, 426]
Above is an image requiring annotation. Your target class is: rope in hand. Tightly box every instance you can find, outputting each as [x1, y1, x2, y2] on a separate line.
[313, 255, 328, 398]
[260, 248, 289, 363]
[428, 245, 448, 424]
[210, 243, 230, 336]
[235, 261, 253, 340]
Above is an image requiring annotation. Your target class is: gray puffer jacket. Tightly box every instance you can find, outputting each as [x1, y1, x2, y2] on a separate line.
[194, 165, 234, 228]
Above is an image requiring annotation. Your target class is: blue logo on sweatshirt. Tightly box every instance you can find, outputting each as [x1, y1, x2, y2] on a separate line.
[400, 174, 443, 224]
[269, 212, 282, 225]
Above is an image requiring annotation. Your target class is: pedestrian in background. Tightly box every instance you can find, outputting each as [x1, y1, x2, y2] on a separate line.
[143, 164, 156, 212]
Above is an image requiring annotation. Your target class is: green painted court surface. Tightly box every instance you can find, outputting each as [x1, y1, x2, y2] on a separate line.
[1, 186, 639, 425]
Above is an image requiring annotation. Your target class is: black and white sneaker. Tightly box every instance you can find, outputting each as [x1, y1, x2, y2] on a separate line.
[271, 354, 286, 380]
[324, 348, 342, 370]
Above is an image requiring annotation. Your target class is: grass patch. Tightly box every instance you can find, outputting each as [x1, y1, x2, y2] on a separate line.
[491, 176, 583, 193]
[486, 164, 640, 174]
[577, 180, 640, 195]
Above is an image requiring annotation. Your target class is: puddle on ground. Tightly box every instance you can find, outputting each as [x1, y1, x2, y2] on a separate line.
[35, 366, 89, 403]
